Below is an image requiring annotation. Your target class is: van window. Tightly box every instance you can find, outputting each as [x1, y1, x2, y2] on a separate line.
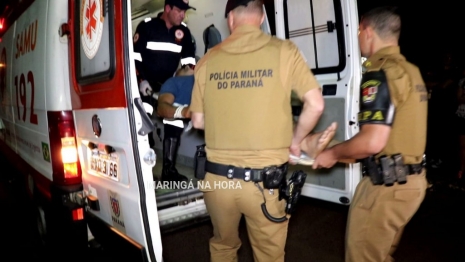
[282, 0, 346, 75]
[74, 0, 116, 85]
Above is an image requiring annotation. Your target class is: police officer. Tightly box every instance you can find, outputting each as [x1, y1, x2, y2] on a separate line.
[157, 65, 195, 181]
[133, 0, 196, 179]
[312, 7, 428, 262]
[189, 1, 325, 261]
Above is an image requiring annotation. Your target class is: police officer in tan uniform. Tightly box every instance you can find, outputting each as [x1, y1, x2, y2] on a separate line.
[313, 7, 428, 262]
[189, 0, 325, 261]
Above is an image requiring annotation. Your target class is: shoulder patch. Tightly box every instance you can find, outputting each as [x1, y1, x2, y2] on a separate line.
[175, 29, 184, 41]
[358, 70, 395, 126]
[361, 80, 380, 103]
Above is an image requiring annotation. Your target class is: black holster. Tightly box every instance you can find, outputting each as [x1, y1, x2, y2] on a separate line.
[279, 170, 307, 214]
[362, 156, 383, 185]
[194, 144, 207, 179]
[379, 155, 396, 187]
[262, 165, 288, 189]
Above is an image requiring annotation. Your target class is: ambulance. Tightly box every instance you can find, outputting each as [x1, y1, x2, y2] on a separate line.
[0, 0, 362, 260]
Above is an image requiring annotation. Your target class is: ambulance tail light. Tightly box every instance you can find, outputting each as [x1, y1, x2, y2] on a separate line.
[48, 111, 82, 186]
[72, 207, 84, 221]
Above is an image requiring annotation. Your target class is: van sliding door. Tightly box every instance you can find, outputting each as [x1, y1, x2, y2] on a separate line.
[277, 0, 362, 205]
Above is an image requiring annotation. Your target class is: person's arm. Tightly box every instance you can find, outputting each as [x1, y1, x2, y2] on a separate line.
[191, 112, 205, 130]
[292, 88, 324, 146]
[180, 27, 196, 66]
[133, 20, 149, 83]
[157, 93, 191, 118]
[190, 59, 207, 129]
[283, 41, 324, 155]
[326, 124, 390, 160]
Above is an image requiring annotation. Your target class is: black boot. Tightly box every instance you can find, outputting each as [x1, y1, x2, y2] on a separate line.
[161, 137, 188, 182]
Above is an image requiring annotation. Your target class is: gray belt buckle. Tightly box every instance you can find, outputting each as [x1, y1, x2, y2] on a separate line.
[227, 166, 234, 179]
[244, 168, 251, 182]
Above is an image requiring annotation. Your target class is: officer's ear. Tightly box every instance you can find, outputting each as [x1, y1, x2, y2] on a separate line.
[227, 12, 234, 32]
[364, 26, 375, 41]
[164, 4, 172, 13]
[260, 12, 265, 25]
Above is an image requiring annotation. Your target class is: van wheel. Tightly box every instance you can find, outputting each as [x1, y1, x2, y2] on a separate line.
[35, 205, 47, 246]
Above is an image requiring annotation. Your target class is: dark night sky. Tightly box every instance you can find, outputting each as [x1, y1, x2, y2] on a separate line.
[357, 0, 464, 72]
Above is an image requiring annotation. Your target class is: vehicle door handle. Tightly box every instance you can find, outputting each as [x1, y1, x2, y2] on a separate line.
[134, 97, 155, 136]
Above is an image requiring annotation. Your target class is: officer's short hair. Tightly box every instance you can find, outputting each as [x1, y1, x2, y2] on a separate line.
[231, 0, 264, 18]
[360, 6, 401, 40]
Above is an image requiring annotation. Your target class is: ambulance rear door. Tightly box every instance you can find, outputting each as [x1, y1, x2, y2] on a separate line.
[275, 0, 362, 205]
[68, 0, 162, 261]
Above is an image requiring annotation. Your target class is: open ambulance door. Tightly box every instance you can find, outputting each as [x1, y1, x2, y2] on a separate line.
[68, 0, 162, 261]
[275, 0, 363, 205]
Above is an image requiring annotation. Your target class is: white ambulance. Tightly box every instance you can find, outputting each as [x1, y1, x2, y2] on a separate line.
[0, 0, 362, 261]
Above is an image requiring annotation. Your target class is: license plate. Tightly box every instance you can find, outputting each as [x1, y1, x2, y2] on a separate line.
[90, 152, 119, 181]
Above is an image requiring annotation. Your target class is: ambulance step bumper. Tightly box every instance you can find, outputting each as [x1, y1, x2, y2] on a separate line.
[156, 188, 209, 233]
[156, 187, 203, 208]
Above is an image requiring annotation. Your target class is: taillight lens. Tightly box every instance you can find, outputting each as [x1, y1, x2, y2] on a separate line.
[48, 111, 82, 185]
[61, 136, 78, 178]
[72, 208, 84, 221]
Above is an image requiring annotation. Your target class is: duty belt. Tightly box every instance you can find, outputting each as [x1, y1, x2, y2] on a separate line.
[407, 163, 424, 174]
[362, 163, 424, 176]
[205, 160, 287, 182]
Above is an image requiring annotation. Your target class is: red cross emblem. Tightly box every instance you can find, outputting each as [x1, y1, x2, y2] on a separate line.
[85, 0, 97, 40]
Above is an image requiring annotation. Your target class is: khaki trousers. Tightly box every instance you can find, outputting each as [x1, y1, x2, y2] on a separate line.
[345, 171, 427, 262]
[201, 172, 289, 262]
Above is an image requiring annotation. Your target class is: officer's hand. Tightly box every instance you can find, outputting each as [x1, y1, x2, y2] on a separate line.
[288, 143, 301, 165]
[139, 80, 152, 96]
[182, 106, 192, 119]
[312, 149, 338, 169]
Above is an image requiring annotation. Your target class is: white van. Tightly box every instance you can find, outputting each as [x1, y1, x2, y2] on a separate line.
[0, 0, 362, 261]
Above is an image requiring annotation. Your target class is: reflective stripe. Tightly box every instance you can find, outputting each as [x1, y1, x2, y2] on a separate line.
[146, 42, 182, 53]
[181, 57, 196, 65]
[144, 17, 152, 23]
[163, 119, 184, 128]
[133, 52, 142, 62]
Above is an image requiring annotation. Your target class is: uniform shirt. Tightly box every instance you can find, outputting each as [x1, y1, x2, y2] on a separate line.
[159, 75, 195, 105]
[190, 25, 320, 168]
[362, 46, 427, 164]
[133, 17, 196, 90]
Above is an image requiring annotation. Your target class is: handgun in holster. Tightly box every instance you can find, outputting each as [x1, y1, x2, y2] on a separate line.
[263, 165, 287, 189]
[379, 155, 396, 187]
[279, 170, 307, 214]
[392, 154, 408, 184]
[363, 156, 383, 185]
[194, 144, 207, 179]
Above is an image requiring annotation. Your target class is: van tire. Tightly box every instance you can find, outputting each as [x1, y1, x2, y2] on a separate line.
[35, 204, 47, 246]
[30, 185, 49, 249]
